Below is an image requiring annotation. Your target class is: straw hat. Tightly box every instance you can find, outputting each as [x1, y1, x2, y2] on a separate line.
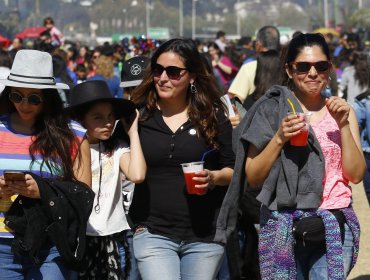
[0, 49, 69, 90]
[67, 80, 135, 118]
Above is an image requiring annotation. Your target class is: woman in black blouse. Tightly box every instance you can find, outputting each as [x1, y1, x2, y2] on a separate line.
[129, 38, 235, 280]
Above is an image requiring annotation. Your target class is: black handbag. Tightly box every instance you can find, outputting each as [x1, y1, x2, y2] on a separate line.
[293, 211, 346, 245]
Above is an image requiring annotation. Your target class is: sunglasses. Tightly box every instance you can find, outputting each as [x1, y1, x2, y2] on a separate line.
[291, 61, 331, 73]
[9, 91, 43, 106]
[152, 63, 188, 80]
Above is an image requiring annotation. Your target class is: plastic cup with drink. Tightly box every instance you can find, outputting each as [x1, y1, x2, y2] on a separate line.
[180, 161, 207, 195]
[288, 112, 311, 146]
[286, 98, 311, 147]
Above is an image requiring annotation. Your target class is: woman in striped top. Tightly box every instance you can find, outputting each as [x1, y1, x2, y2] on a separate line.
[0, 50, 91, 280]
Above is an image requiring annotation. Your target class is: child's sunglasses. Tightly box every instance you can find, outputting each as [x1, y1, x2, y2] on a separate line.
[9, 91, 43, 106]
[152, 63, 188, 80]
[291, 61, 331, 73]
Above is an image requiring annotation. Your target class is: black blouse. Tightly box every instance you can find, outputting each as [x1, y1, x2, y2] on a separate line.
[129, 108, 235, 242]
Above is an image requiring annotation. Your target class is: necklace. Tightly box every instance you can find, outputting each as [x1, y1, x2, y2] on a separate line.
[94, 140, 103, 214]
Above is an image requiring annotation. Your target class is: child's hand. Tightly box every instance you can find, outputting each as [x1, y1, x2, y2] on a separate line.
[121, 109, 139, 136]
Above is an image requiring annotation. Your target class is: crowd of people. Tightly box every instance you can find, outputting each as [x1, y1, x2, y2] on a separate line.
[0, 15, 370, 280]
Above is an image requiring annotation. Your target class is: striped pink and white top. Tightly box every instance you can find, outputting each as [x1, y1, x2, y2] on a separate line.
[0, 115, 86, 238]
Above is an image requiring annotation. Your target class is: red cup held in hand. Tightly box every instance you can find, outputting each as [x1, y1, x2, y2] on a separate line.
[289, 112, 311, 147]
[181, 161, 207, 195]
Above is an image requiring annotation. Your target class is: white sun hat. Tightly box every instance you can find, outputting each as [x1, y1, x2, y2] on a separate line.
[0, 49, 69, 90]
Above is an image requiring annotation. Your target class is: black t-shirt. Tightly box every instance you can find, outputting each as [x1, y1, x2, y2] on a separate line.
[129, 108, 235, 242]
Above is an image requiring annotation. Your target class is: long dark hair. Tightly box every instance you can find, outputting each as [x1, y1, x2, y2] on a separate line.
[131, 38, 225, 148]
[0, 87, 79, 180]
[282, 33, 331, 88]
[252, 50, 282, 101]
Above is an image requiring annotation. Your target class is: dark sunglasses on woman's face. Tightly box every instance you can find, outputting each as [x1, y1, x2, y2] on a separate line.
[9, 91, 43, 106]
[291, 61, 331, 73]
[152, 63, 188, 80]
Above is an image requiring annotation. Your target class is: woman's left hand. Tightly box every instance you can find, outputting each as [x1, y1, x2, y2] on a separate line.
[9, 174, 40, 199]
[193, 169, 214, 191]
[326, 96, 350, 128]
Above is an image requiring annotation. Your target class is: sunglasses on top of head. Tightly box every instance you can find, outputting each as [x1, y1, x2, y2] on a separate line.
[152, 63, 188, 80]
[9, 91, 43, 106]
[291, 61, 331, 73]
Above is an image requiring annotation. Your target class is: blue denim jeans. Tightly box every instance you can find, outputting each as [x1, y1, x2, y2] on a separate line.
[0, 237, 77, 280]
[295, 223, 354, 279]
[125, 230, 141, 280]
[133, 228, 225, 280]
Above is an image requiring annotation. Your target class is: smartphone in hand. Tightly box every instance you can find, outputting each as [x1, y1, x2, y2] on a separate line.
[3, 171, 26, 182]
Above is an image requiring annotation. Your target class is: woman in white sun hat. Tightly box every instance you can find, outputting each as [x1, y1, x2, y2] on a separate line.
[0, 49, 93, 279]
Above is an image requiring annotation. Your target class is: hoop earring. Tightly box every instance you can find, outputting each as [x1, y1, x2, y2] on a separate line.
[190, 83, 198, 94]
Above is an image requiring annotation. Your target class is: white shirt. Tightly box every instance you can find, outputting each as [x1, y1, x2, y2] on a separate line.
[86, 142, 131, 236]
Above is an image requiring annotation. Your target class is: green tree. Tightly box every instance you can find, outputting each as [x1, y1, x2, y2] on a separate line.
[350, 8, 370, 29]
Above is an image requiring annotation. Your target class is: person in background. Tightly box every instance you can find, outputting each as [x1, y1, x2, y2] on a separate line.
[339, 50, 369, 106]
[100, 43, 121, 78]
[208, 42, 238, 93]
[194, 39, 207, 54]
[88, 55, 123, 98]
[86, 47, 102, 78]
[243, 50, 282, 110]
[129, 38, 235, 280]
[8, 37, 22, 61]
[75, 64, 88, 84]
[76, 45, 90, 68]
[215, 30, 227, 53]
[353, 84, 370, 205]
[113, 55, 151, 280]
[120, 56, 150, 99]
[67, 80, 146, 280]
[232, 33, 365, 279]
[237, 36, 255, 65]
[43, 16, 64, 47]
[36, 30, 55, 53]
[66, 45, 78, 72]
[228, 25, 280, 102]
[0, 49, 92, 279]
[0, 50, 11, 94]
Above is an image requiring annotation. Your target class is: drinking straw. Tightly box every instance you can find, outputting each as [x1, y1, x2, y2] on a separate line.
[201, 148, 216, 162]
[287, 98, 296, 115]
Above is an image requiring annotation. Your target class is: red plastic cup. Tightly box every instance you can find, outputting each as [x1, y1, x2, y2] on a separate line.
[181, 161, 207, 195]
[289, 112, 310, 147]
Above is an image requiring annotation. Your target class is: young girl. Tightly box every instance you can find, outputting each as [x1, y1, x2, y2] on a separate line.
[67, 80, 146, 279]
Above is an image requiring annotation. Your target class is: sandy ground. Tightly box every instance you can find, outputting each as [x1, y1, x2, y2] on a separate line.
[348, 182, 370, 280]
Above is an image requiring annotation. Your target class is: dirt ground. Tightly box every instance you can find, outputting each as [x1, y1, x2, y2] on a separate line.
[348, 182, 370, 280]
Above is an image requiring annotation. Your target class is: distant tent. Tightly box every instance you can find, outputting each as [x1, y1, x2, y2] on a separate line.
[15, 26, 47, 39]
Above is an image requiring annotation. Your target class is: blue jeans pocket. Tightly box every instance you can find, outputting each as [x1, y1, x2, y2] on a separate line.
[134, 226, 147, 237]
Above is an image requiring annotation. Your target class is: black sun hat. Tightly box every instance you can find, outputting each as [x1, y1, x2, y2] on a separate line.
[67, 80, 135, 119]
[120, 56, 150, 88]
